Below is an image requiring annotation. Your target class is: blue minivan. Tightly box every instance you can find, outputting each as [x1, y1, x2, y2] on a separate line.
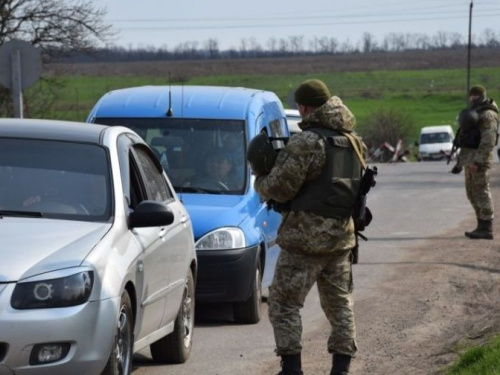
[87, 85, 288, 323]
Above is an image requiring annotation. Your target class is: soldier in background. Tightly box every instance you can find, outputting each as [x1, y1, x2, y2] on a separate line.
[249, 79, 365, 375]
[451, 85, 499, 239]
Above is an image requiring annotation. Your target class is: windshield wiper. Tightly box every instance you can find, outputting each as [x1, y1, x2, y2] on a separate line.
[0, 210, 44, 218]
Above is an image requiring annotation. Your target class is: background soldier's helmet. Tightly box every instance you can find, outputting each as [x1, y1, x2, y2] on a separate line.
[458, 109, 479, 130]
[246, 132, 278, 176]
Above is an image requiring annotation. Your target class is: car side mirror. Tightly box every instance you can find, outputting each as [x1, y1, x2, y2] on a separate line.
[129, 200, 174, 228]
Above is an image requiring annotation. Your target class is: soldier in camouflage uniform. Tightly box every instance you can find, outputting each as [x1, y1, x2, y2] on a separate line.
[451, 85, 499, 239]
[252, 79, 365, 375]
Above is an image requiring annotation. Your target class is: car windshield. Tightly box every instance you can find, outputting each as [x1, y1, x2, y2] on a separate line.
[420, 132, 452, 144]
[95, 118, 247, 195]
[0, 139, 112, 222]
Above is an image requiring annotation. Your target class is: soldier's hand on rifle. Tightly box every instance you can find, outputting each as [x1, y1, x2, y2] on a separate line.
[450, 164, 463, 174]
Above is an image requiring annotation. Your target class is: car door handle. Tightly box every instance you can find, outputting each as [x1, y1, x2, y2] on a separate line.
[180, 215, 188, 224]
[159, 227, 167, 238]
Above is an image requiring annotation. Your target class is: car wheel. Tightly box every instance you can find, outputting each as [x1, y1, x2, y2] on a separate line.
[233, 257, 262, 324]
[101, 291, 134, 375]
[150, 269, 195, 364]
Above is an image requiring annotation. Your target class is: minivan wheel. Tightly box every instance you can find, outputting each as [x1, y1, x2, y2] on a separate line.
[150, 269, 195, 364]
[233, 258, 262, 324]
[101, 291, 134, 375]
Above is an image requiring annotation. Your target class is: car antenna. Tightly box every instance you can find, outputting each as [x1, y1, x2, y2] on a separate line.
[166, 71, 173, 117]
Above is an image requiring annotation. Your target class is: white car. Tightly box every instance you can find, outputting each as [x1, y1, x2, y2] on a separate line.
[418, 125, 455, 161]
[285, 108, 302, 135]
[0, 119, 197, 374]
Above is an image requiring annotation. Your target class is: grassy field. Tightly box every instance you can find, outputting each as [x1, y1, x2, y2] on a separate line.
[447, 336, 500, 375]
[36, 66, 500, 144]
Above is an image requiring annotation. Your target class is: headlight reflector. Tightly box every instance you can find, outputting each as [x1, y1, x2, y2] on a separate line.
[196, 227, 246, 250]
[11, 271, 94, 309]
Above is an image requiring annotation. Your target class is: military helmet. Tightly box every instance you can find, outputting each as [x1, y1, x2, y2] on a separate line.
[246, 132, 278, 176]
[458, 109, 479, 129]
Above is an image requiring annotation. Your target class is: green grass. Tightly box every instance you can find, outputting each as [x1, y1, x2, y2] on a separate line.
[32, 66, 500, 143]
[447, 336, 500, 375]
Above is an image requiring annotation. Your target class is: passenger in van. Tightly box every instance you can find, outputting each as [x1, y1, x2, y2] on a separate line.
[191, 151, 241, 191]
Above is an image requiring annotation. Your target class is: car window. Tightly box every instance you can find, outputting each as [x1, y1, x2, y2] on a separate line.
[420, 132, 452, 144]
[133, 146, 173, 202]
[0, 138, 112, 222]
[95, 117, 247, 195]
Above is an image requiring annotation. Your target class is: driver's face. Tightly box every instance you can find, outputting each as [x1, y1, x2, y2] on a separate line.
[207, 158, 231, 178]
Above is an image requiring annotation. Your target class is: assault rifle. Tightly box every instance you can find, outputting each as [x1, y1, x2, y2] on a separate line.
[447, 128, 461, 165]
[352, 165, 378, 264]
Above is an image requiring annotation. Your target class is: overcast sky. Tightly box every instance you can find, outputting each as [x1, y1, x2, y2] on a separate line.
[100, 0, 500, 50]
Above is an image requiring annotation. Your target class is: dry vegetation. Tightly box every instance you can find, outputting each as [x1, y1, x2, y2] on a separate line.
[49, 48, 500, 78]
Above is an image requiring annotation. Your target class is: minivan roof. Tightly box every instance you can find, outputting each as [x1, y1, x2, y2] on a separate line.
[88, 85, 281, 121]
[420, 125, 453, 134]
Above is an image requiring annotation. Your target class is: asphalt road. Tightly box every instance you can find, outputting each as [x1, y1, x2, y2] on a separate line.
[131, 161, 473, 375]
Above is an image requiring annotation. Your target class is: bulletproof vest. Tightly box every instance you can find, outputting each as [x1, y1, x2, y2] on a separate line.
[290, 127, 362, 219]
[457, 99, 499, 149]
[457, 109, 480, 149]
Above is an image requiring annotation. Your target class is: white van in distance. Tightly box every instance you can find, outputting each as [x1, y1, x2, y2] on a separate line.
[418, 125, 455, 161]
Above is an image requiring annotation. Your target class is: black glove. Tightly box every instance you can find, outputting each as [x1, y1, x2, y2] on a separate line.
[450, 164, 463, 174]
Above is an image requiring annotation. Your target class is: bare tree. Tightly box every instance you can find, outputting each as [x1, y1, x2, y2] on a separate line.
[433, 31, 449, 49]
[288, 35, 304, 54]
[481, 28, 500, 48]
[266, 37, 278, 53]
[0, 0, 113, 58]
[361, 32, 377, 53]
[0, 0, 113, 118]
[204, 38, 219, 59]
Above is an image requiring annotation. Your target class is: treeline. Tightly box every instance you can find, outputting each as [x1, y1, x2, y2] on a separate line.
[60, 29, 500, 63]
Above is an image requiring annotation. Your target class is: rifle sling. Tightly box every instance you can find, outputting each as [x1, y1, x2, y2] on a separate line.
[341, 131, 367, 170]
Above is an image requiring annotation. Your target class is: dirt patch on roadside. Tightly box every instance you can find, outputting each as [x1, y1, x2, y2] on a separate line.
[262, 166, 500, 375]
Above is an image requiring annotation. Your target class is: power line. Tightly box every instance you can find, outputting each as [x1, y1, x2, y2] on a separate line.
[112, 12, 500, 32]
[109, 8, 500, 24]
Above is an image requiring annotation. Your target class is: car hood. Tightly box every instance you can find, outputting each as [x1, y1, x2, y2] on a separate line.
[0, 217, 111, 282]
[179, 194, 251, 240]
[419, 142, 453, 153]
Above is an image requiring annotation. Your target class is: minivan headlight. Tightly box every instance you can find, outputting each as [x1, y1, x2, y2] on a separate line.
[196, 228, 246, 250]
[11, 271, 94, 309]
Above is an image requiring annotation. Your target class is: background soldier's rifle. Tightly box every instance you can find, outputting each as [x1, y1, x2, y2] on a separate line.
[447, 128, 461, 165]
[352, 165, 378, 264]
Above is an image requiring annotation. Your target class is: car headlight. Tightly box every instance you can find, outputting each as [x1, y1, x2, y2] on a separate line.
[11, 271, 94, 309]
[196, 227, 246, 250]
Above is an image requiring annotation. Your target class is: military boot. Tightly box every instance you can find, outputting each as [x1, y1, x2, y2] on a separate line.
[464, 218, 480, 238]
[277, 354, 303, 375]
[467, 219, 493, 240]
[330, 354, 352, 375]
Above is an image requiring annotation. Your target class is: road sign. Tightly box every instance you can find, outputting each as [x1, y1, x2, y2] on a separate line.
[0, 40, 41, 90]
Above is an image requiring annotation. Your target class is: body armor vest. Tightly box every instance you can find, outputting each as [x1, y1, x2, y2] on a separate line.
[457, 99, 499, 149]
[457, 109, 480, 149]
[290, 127, 362, 219]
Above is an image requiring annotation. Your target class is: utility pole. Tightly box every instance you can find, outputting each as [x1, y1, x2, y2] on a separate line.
[466, 0, 473, 102]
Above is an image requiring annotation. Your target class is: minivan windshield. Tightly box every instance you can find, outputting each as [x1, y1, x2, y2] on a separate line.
[0, 139, 112, 222]
[95, 118, 247, 195]
[420, 132, 452, 144]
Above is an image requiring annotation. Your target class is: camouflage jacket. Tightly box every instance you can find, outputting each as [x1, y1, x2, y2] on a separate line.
[458, 98, 499, 169]
[254, 96, 365, 255]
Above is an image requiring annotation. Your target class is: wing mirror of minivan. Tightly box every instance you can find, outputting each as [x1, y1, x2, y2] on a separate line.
[129, 200, 174, 228]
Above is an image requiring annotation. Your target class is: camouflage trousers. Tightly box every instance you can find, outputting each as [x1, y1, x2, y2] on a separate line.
[465, 166, 494, 220]
[268, 248, 357, 357]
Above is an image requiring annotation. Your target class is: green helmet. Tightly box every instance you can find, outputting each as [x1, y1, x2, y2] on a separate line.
[246, 132, 278, 176]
